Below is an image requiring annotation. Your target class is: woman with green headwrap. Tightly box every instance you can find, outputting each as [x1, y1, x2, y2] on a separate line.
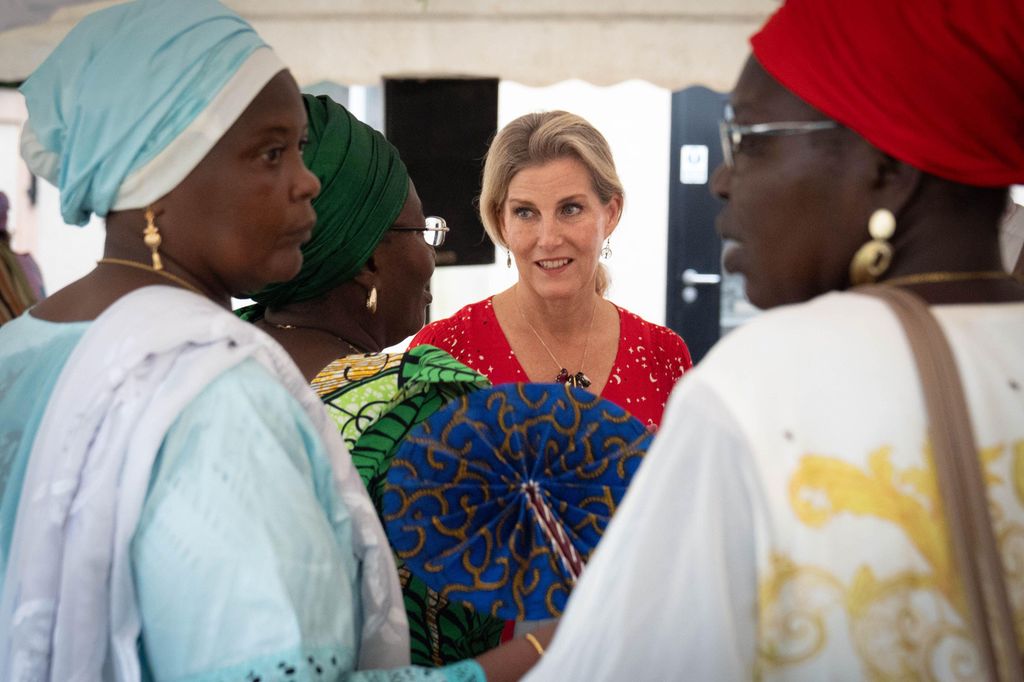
[239, 94, 513, 667]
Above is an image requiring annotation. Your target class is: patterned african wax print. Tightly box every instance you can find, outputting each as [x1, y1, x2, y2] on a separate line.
[312, 345, 507, 666]
[409, 297, 692, 428]
[525, 293, 1024, 681]
[385, 383, 652, 621]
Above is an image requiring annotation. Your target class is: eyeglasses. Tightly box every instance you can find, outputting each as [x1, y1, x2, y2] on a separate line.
[718, 104, 839, 168]
[391, 216, 449, 247]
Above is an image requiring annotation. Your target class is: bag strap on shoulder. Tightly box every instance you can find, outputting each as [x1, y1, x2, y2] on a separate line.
[858, 285, 1021, 681]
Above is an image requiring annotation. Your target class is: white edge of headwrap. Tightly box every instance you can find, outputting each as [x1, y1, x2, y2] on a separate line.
[20, 122, 58, 186]
[112, 47, 286, 212]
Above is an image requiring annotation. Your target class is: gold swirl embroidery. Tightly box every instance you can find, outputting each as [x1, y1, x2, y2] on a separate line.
[1013, 440, 1024, 508]
[760, 439, 1024, 678]
[757, 554, 844, 670]
[789, 446, 955, 603]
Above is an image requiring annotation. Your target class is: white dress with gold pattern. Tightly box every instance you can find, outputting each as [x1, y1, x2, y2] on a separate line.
[526, 292, 1024, 681]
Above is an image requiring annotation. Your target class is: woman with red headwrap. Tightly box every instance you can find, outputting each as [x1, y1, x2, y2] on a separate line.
[525, 0, 1024, 679]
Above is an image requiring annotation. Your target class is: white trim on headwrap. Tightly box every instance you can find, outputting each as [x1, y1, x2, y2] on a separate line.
[19, 122, 56, 187]
[113, 47, 285, 212]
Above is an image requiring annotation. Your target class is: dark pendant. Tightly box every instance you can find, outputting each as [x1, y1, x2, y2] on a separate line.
[566, 371, 592, 388]
[555, 368, 570, 384]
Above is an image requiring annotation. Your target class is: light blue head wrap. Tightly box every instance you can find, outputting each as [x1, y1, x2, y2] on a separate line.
[20, 0, 284, 225]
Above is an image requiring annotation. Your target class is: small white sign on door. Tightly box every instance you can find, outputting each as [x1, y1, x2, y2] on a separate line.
[680, 145, 709, 185]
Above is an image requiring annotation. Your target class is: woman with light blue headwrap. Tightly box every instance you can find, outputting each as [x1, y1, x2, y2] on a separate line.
[0, 1, 546, 681]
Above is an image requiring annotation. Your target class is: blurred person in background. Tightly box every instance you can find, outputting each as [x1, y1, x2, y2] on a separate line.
[0, 190, 44, 323]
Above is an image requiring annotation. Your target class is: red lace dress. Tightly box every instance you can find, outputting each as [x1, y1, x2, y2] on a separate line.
[410, 297, 692, 428]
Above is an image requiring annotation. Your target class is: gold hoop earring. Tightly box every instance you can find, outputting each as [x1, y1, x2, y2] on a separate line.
[601, 239, 612, 260]
[366, 285, 378, 314]
[506, 249, 512, 269]
[143, 206, 163, 270]
[849, 208, 896, 285]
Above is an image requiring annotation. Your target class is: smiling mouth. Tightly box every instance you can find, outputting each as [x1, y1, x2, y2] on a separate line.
[537, 258, 571, 270]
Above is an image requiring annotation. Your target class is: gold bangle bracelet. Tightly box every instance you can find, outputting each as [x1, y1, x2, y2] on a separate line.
[524, 632, 545, 657]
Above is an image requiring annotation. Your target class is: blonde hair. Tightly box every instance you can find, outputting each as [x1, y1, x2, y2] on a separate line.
[479, 111, 624, 296]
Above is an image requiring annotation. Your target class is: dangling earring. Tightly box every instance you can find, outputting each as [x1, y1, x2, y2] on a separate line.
[506, 249, 512, 269]
[601, 239, 612, 260]
[366, 285, 378, 314]
[143, 206, 163, 270]
[849, 208, 896, 285]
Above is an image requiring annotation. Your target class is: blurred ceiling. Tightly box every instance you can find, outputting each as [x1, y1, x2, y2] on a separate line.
[0, 0, 778, 89]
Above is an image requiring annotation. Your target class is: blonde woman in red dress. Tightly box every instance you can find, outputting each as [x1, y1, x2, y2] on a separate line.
[410, 111, 691, 429]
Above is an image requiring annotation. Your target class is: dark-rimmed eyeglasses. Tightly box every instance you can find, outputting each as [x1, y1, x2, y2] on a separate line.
[391, 216, 449, 247]
[718, 104, 839, 168]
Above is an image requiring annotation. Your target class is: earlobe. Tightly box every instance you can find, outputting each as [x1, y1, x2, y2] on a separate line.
[604, 194, 624, 237]
[353, 257, 378, 290]
[874, 152, 922, 216]
[496, 214, 508, 245]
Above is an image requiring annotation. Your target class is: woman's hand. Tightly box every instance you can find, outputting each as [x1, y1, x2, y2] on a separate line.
[473, 621, 557, 682]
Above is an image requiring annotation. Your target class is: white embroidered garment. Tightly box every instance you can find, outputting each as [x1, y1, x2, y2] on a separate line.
[0, 287, 409, 681]
[526, 292, 1024, 681]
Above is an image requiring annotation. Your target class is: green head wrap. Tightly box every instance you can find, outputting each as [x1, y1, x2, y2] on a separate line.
[244, 94, 409, 314]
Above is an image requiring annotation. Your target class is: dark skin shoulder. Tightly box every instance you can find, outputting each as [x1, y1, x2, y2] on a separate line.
[30, 268, 139, 323]
[256, 313, 362, 383]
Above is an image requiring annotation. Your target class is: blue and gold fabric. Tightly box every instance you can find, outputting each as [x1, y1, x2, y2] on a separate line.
[383, 382, 652, 621]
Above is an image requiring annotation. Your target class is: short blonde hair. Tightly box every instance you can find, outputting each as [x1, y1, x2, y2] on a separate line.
[479, 111, 623, 296]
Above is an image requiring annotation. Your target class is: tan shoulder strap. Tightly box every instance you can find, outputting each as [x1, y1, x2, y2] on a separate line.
[859, 285, 1021, 680]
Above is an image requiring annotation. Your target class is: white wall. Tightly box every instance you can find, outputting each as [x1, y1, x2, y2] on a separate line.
[33, 180, 106, 292]
[428, 79, 672, 327]
[0, 90, 38, 257]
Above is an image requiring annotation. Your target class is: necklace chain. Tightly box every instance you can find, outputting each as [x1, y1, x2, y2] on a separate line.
[882, 270, 1023, 288]
[97, 257, 203, 296]
[513, 287, 599, 388]
[267, 321, 368, 355]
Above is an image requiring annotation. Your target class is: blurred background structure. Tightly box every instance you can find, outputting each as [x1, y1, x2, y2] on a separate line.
[1, 0, 1020, 358]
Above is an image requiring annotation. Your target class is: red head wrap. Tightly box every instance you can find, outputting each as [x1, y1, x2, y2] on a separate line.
[751, 0, 1024, 187]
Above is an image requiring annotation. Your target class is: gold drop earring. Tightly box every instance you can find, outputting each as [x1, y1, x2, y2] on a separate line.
[366, 285, 378, 314]
[143, 206, 163, 270]
[849, 208, 895, 285]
